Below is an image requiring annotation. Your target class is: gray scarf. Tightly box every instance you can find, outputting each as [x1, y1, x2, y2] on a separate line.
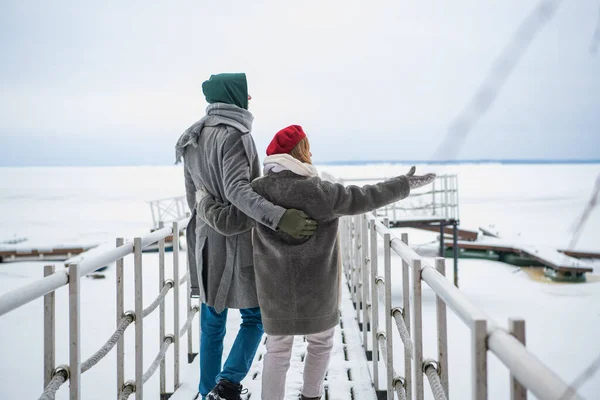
[175, 103, 254, 163]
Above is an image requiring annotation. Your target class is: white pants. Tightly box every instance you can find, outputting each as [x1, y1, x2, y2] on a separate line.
[261, 327, 336, 400]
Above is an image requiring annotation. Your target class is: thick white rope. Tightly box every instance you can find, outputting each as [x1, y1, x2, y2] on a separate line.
[377, 333, 407, 400]
[82, 314, 134, 373]
[38, 370, 68, 400]
[424, 360, 448, 400]
[118, 384, 135, 400]
[179, 272, 189, 286]
[142, 336, 174, 384]
[392, 309, 414, 359]
[179, 305, 200, 338]
[143, 281, 173, 318]
[38, 314, 134, 399]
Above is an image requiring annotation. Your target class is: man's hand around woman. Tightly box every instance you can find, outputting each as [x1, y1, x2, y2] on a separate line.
[278, 209, 318, 239]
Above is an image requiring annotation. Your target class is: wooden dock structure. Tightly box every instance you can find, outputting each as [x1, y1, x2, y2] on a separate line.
[445, 239, 593, 281]
[0, 245, 95, 263]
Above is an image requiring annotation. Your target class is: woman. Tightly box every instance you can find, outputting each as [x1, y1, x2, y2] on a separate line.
[197, 125, 435, 400]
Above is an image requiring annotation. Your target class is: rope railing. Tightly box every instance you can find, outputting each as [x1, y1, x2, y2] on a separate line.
[142, 280, 174, 318]
[143, 335, 175, 384]
[392, 308, 413, 359]
[118, 335, 176, 400]
[180, 305, 201, 338]
[5, 216, 197, 400]
[377, 333, 407, 400]
[118, 382, 135, 400]
[0, 216, 190, 317]
[354, 212, 583, 399]
[82, 312, 135, 373]
[37, 313, 135, 398]
[179, 272, 189, 286]
[38, 367, 68, 400]
[423, 360, 448, 400]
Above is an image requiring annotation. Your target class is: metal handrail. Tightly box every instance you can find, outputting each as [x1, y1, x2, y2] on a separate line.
[0, 217, 190, 317]
[1, 215, 195, 400]
[358, 212, 581, 399]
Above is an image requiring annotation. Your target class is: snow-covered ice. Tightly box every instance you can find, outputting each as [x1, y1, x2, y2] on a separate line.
[0, 163, 599, 399]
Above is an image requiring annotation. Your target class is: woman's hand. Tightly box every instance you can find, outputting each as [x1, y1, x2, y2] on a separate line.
[404, 166, 436, 190]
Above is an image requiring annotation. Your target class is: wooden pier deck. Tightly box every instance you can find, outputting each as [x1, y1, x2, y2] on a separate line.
[171, 281, 376, 400]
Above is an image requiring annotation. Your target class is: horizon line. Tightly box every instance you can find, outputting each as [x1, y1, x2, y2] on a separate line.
[1, 158, 600, 168]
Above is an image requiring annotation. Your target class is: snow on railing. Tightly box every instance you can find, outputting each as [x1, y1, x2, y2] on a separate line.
[0, 216, 197, 400]
[340, 212, 584, 400]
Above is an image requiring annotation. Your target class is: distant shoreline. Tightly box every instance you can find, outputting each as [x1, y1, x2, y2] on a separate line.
[316, 159, 600, 166]
[1, 159, 599, 168]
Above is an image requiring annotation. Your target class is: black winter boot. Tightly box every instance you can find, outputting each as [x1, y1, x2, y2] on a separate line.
[206, 379, 247, 400]
[300, 395, 321, 400]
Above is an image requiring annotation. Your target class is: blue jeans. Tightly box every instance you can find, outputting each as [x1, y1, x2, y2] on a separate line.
[199, 304, 264, 397]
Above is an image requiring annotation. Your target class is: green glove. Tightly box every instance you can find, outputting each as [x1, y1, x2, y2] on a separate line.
[277, 209, 318, 239]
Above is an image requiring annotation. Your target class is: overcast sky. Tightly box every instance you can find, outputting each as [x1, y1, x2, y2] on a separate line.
[1, 0, 598, 166]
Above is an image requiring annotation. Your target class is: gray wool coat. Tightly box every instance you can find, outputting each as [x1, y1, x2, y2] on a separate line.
[197, 171, 411, 335]
[178, 103, 286, 313]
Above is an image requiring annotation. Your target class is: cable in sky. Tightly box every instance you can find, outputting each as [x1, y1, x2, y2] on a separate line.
[432, 0, 565, 160]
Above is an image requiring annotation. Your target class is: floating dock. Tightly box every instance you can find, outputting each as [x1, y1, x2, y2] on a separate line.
[0, 245, 95, 263]
[444, 239, 594, 282]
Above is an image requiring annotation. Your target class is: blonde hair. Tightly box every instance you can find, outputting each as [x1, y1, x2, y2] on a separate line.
[289, 137, 312, 164]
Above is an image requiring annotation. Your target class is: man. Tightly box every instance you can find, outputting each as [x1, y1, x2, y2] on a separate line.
[175, 72, 318, 400]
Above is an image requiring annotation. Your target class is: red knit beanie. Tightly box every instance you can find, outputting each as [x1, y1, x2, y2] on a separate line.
[266, 125, 307, 156]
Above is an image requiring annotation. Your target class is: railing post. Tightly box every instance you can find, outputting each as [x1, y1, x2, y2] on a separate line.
[350, 218, 356, 305]
[472, 319, 488, 400]
[509, 319, 527, 400]
[453, 223, 459, 288]
[172, 221, 181, 390]
[413, 259, 424, 400]
[134, 237, 144, 400]
[158, 223, 167, 395]
[383, 232, 393, 400]
[435, 258, 449, 398]
[444, 176, 449, 219]
[116, 238, 125, 399]
[432, 178, 437, 216]
[347, 217, 352, 282]
[44, 265, 55, 393]
[401, 234, 412, 400]
[370, 218, 381, 392]
[68, 263, 81, 400]
[361, 214, 370, 351]
[186, 212, 194, 364]
[354, 215, 362, 324]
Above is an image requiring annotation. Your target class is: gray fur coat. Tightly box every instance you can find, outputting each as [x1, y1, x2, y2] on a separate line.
[197, 166, 411, 334]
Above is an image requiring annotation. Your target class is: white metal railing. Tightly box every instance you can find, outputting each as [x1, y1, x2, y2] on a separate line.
[0, 216, 198, 400]
[148, 196, 188, 229]
[341, 213, 583, 400]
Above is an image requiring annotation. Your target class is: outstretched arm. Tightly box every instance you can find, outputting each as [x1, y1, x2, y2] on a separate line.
[324, 167, 435, 218]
